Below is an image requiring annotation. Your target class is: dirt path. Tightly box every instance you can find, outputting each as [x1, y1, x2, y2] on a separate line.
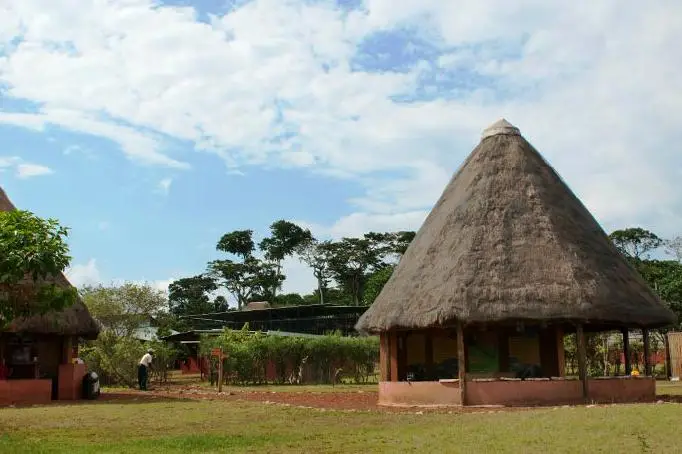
[101, 386, 532, 413]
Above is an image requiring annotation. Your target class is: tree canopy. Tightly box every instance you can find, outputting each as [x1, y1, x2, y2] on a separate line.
[81, 282, 169, 337]
[0, 209, 77, 328]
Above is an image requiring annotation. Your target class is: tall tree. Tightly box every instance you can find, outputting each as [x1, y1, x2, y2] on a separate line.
[259, 220, 313, 298]
[211, 229, 282, 309]
[81, 283, 168, 337]
[297, 239, 333, 305]
[609, 228, 662, 260]
[217, 230, 255, 259]
[323, 236, 386, 305]
[209, 256, 281, 310]
[363, 265, 395, 305]
[0, 209, 77, 328]
[168, 274, 224, 317]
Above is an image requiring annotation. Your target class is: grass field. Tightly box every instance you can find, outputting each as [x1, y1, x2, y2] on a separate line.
[0, 382, 680, 453]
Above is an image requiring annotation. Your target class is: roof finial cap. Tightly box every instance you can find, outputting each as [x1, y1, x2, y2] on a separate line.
[481, 119, 521, 139]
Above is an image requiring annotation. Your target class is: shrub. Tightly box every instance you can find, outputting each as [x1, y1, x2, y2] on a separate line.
[80, 330, 178, 387]
[200, 327, 379, 385]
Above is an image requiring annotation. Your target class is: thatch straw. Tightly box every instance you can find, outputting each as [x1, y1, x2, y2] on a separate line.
[356, 119, 676, 334]
[0, 187, 100, 339]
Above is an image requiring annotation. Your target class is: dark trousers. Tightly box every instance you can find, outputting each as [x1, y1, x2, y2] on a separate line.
[138, 364, 148, 390]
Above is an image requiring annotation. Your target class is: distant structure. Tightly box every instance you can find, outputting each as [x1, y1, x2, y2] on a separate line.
[356, 119, 675, 407]
[243, 301, 271, 311]
[181, 304, 366, 336]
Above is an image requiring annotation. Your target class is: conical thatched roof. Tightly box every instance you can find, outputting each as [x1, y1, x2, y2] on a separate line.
[0, 187, 99, 339]
[356, 119, 676, 333]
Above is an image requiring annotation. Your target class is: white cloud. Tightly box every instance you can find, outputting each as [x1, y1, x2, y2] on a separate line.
[0, 156, 21, 170]
[16, 162, 53, 178]
[66, 258, 182, 297]
[157, 177, 173, 195]
[280, 256, 317, 295]
[66, 258, 101, 288]
[0, 0, 679, 240]
[0, 155, 53, 179]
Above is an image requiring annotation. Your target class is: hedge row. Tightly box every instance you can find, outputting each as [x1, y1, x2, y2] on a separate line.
[200, 327, 379, 385]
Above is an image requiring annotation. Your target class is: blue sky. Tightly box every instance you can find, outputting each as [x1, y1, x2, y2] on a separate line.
[1, 0, 681, 297]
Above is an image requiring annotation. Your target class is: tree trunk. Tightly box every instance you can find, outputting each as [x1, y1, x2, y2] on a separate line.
[272, 262, 282, 299]
[317, 277, 324, 305]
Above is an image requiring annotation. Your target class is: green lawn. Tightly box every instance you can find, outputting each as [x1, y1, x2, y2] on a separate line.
[0, 397, 680, 453]
[656, 381, 682, 396]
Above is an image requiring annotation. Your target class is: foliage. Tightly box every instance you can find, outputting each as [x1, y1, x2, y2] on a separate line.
[271, 293, 306, 307]
[81, 282, 169, 337]
[209, 256, 281, 310]
[0, 209, 77, 327]
[296, 239, 333, 304]
[168, 274, 226, 317]
[609, 228, 662, 259]
[363, 265, 395, 305]
[216, 230, 255, 259]
[80, 331, 178, 387]
[259, 220, 313, 298]
[320, 232, 414, 305]
[200, 328, 379, 385]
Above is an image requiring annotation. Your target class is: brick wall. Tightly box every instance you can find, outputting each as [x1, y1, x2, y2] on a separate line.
[0, 379, 52, 406]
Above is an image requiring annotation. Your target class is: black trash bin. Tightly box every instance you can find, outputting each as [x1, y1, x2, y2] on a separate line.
[82, 371, 101, 400]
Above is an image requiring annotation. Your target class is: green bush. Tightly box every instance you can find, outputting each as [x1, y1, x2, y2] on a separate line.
[80, 330, 178, 387]
[200, 326, 379, 385]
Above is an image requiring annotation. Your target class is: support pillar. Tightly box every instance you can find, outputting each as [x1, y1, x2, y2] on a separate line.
[389, 332, 399, 382]
[379, 334, 389, 381]
[425, 331, 434, 380]
[556, 327, 566, 377]
[457, 322, 467, 406]
[62, 336, 73, 364]
[622, 329, 631, 375]
[498, 330, 510, 373]
[664, 332, 672, 380]
[576, 324, 588, 400]
[643, 329, 651, 376]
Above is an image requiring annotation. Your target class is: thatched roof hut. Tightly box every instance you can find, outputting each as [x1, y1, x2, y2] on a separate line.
[0, 187, 99, 339]
[356, 119, 676, 334]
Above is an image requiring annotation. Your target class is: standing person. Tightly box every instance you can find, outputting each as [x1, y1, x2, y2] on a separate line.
[138, 348, 154, 391]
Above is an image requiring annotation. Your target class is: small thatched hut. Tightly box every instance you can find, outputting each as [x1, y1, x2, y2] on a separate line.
[356, 119, 676, 407]
[0, 186, 99, 406]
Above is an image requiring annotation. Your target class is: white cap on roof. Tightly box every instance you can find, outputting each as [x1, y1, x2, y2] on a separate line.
[481, 118, 521, 139]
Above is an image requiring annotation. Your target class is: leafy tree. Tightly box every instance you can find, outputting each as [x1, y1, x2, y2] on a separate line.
[363, 265, 395, 305]
[217, 230, 255, 259]
[213, 295, 229, 311]
[259, 220, 313, 298]
[168, 274, 223, 317]
[608, 228, 682, 335]
[271, 293, 306, 307]
[0, 209, 77, 327]
[81, 282, 169, 337]
[297, 239, 333, 304]
[323, 237, 386, 305]
[609, 228, 662, 259]
[322, 232, 412, 305]
[209, 256, 282, 310]
[211, 229, 283, 310]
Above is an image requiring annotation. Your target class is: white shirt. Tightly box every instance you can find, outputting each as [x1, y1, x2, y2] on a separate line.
[139, 353, 153, 367]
